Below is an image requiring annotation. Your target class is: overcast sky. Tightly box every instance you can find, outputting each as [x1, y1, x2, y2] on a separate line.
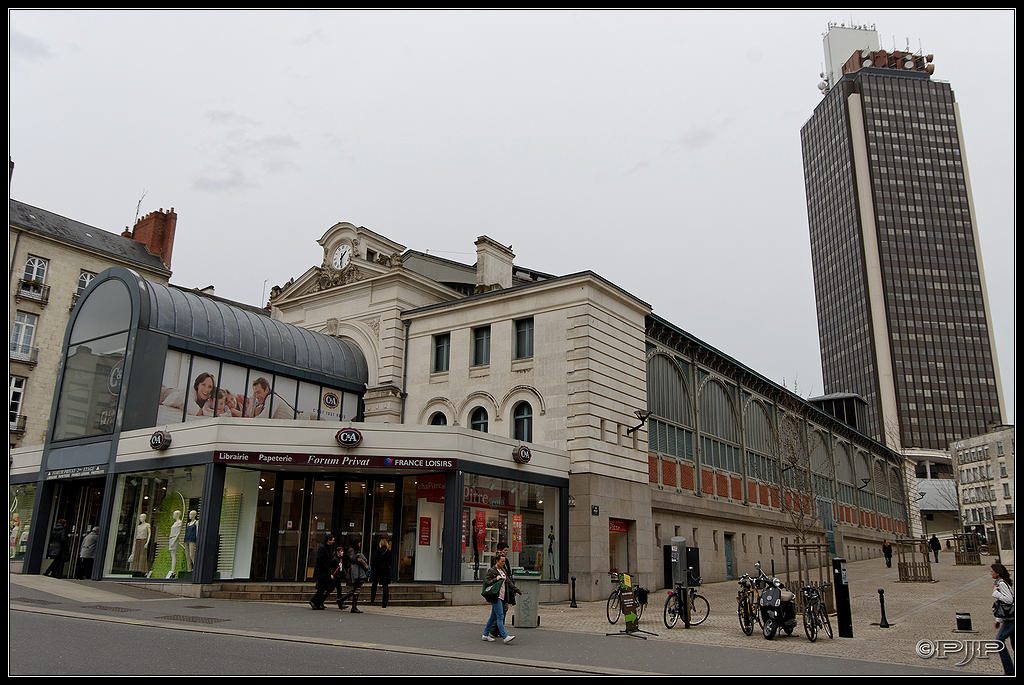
[9, 9, 1015, 424]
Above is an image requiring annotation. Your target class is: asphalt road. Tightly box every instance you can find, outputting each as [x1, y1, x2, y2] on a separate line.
[8, 555, 1012, 676]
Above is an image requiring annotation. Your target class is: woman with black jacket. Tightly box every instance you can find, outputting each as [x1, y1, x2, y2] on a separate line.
[370, 537, 393, 608]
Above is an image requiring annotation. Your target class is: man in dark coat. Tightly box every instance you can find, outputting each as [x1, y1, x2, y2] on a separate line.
[309, 533, 338, 610]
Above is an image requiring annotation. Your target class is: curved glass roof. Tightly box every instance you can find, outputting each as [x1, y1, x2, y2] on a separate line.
[137, 276, 368, 386]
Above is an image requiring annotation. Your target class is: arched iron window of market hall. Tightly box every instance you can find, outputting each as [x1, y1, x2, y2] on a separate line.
[51, 277, 133, 441]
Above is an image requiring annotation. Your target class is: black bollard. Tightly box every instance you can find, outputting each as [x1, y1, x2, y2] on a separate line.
[877, 588, 890, 628]
[570, 576, 577, 608]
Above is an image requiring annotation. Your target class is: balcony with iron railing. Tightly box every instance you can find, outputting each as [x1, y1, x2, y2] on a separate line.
[9, 342, 40, 365]
[15, 279, 50, 305]
[9, 414, 27, 434]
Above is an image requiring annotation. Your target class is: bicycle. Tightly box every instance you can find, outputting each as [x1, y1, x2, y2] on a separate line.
[663, 579, 710, 628]
[606, 572, 647, 624]
[736, 573, 762, 635]
[801, 584, 834, 642]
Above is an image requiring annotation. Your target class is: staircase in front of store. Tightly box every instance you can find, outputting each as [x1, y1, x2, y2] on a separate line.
[205, 582, 450, 606]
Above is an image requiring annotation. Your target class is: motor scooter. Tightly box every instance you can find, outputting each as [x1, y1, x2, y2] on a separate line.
[755, 562, 797, 639]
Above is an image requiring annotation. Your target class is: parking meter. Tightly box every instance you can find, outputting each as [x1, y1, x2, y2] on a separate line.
[832, 557, 853, 638]
[670, 537, 688, 588]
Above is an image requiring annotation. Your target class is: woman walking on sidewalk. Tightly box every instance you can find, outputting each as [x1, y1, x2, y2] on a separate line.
[482, 554, 519, 644]
[991, 562, 1014, 676]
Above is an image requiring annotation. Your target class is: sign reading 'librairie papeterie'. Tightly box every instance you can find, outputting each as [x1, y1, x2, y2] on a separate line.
[213, 451, 456, 469]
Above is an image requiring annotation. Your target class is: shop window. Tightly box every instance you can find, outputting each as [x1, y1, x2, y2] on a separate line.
[8, 483, 36, 561]
[105, 466, 205, 580]
[398, 474, 445, 582]
[460, 474, 560, 582]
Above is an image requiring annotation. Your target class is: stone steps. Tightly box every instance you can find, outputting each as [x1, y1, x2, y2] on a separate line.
[206, 582, 449, 606]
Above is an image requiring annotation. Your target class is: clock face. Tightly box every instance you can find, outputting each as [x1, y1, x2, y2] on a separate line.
[332, 244, 352, 270]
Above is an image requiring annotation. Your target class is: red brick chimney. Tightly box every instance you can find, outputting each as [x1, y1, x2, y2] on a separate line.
[123, 208, 177, 269]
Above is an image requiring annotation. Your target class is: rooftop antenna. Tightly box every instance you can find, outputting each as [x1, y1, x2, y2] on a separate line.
[134, 190, 147, 227]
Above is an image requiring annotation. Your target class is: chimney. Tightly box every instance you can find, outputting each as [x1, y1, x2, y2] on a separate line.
[475, 236, 514, 293]
[123, 207, 177, 269]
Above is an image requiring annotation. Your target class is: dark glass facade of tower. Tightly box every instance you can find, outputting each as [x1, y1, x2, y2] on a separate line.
[801, 67, 1003, 452]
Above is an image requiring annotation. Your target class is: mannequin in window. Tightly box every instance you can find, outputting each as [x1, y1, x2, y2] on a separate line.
[183, 510, 198, 571]
[129, 514, 151, 573]
[166, 511, 184, 578]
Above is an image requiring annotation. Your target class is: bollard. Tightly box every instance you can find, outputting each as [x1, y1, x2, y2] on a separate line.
[570, 576, 577, 608]
[954, 612, 975, 633]
[877, 588, 890, 628]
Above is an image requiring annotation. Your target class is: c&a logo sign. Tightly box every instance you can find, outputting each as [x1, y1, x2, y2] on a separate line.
[335, 427, 363, 448]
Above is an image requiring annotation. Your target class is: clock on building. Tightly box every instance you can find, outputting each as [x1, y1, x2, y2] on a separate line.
[332, 243, 353, 270]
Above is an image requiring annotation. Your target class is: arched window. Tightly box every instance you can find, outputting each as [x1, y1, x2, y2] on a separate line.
[429, 412, 447, 426]
[470, 407, 488, 433]
[513, 401, 533, 442]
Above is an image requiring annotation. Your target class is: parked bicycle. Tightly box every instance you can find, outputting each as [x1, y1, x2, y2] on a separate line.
[736, 573, 762, 635]
[663, 578, 710, 628]
[606, 572, 648, 624]
[801, 583, 833, 642]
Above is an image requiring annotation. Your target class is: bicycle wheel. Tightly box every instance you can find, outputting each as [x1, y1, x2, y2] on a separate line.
[663, 593, 681, 628]
[738, 599, 754, 635]
[689, 594, 710, 625]
[803, 606, 817, 642]
[819, 605, 833, 639]
[606, 591, 621, 624]
[636, 597, 646, 620]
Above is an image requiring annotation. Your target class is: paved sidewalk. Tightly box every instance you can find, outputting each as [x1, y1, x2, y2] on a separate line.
[9, 555, 1013, 675]
[393, 555, 1012, 674]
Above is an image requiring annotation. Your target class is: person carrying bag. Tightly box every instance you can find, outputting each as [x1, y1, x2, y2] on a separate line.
[481, 555, 518, 644]
[991, 562, 1015, 676]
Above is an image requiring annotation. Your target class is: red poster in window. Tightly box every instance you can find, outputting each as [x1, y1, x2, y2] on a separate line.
[512, 514, 523, 552]
[475, 510, 487, 551]
[461, 511, 468, 553]
[419, 517, 431, 546]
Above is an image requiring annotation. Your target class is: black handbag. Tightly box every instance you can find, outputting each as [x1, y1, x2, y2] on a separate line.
[993, 599, 1014, 620]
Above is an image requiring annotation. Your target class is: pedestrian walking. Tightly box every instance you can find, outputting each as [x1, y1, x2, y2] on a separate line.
[370, 536, 393, 608]
[991, 562, 1015, 676]
[489, 541, 517, 638]
[309, 533, 338, 610]
[338, 536, 369, 613]
[481, 553, 519, 644]
[882, 540, 893, 568]
[928, 535, 941, 563]
[43, 519, 69, 578]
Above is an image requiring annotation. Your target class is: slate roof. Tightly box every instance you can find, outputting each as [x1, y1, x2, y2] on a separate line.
[9, 198, 171, 275]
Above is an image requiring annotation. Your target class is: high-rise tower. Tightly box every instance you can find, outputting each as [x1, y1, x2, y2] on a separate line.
[801, 24, 1005, 454]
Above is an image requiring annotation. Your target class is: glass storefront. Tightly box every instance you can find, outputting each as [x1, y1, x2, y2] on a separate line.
[398, 474, 445, 582]
[105, 466, 205, 579]
[9, 483, 37, 562]
[91, 465, 563, 586]
[459, 474, 560, 581]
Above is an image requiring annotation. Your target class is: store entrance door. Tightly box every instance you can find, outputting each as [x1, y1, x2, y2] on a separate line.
[46, 478, 104, 579]
[265, 475, 398, 582]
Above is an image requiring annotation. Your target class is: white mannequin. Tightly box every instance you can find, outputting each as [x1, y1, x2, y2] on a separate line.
[166, 510, 183, 578]
[183, 510, 198, 571]
[129, 514, 151, 573]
